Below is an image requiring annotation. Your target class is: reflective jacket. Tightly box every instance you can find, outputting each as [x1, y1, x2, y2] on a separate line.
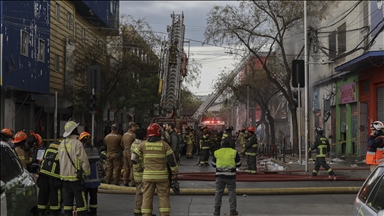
[245, 133, 258, 156]
[39, 143, 60, 179]
[104, 131, 122, 155]
[14, 145, 30, 169]
[211, 147, 241, 179]
[131, 139, 145, 182]
[132, 137, 178, 181]
[58, 135, 91, 181]
[239, 132, 246, 146]
[201, 134, 211, 150]
[366, 131, 384, 165]
[184, 132, 193, 145]
[310, 135, 329, 158]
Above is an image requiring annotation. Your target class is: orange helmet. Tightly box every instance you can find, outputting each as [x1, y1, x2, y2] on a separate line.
[247, 126, 255, 133]
[185, 125, 190, 130]
[12, 131, 28, 143]
[78, 131, 91, 141]
[1, 128, 13, 138]
[30, 132, 43, 147]
[147, 123, 162, 137]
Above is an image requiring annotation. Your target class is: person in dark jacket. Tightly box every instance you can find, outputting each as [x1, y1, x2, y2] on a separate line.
[79, 131, 100, 216]
[245, 126, 258, 174]
[167, 123, 181, 163]
[211, 138, 241, 216]
[309, 127, 336, 179]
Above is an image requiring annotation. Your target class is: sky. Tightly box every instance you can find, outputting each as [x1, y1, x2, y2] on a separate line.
[119, 1, 239, 95]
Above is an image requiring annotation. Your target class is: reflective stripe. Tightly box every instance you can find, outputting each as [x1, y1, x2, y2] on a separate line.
[144, 154, 165, 158]
[159, 207, 171, 212]
[215, 172, 236, 176]
[142, 209, 153, 213]
[38, 205, 47, 210]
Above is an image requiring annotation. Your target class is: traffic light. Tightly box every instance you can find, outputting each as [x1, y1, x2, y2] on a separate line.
[292, 90, 299, 107]
[88, 94, 96, 112]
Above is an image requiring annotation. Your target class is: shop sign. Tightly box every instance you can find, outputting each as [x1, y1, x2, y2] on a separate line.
[340, 83, 356, 104]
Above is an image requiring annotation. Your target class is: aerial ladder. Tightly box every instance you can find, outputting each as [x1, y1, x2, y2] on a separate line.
[157, 12, 186, 119]
[190, 53, 253, 126]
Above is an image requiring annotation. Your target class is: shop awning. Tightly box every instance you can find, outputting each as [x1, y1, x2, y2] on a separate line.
[334, 50, 384, 72]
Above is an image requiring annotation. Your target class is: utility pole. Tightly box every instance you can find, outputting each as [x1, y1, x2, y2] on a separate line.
[304, 0, 309, 171]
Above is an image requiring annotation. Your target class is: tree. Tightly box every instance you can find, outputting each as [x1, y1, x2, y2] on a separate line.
[204, 0, 327, 155]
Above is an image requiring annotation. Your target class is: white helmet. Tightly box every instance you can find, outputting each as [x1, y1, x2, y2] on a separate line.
[371, 121, 384, 131]
[63, 120, 79, 138]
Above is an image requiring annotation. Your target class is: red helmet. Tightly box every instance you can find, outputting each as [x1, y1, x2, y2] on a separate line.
[147, 123, 162, 137]
[78, 131, 91, 141]
[12, 131, 28, 143]
[1, 128, 13, 138]
[30, 132, 43, 147]
[185, 125, 190, 130]
[241, 127, 246, 131]
[247, 126, 255, 133]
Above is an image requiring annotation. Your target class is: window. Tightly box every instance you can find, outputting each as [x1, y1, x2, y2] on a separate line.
[367, 176, 384, 211]
[359, 167, 384, 202]
[110, 0, 115, 14]
[328, 31, 336, 60]
[67, 12, 72, 29]
[337, 23, 346, 54]
[38, 39, 45, 62]
[0, 146, 23, 183]
[20, 30, 28, 56]
[56, 3, 60, 20]
[55, 54, 60, 72]
[82, 28, 86, 42]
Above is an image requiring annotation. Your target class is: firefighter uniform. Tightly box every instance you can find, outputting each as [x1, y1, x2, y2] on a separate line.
[310, 127, 335, 177]
[58, 121, 91, 216]
[131, 138, 145, 216]
[104, 129, 123, 185]
[14, 145, 30, 169]
[184, 130, 194, 159]
[132, 123, 178, 216]
[245, 127, 258, 174]
[239, 131, 246, 155]
[121, 123, 137, 186]
[200, 133, 211, 166]
[37, 143, 62, 216]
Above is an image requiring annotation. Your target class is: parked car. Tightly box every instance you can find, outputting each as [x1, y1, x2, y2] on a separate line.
[0, 142, 38, 216]
[353, 162, 384, 216]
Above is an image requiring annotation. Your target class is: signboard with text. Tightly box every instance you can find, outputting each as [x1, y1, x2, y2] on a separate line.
[340, 83, 356, 104]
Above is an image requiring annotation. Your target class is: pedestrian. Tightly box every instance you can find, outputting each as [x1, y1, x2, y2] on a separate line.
[12, 131, 30, 169]
[167, 123, 181, 163]
[58, 119, 91, 216]
[309, 127, 336, 179]
[131, 123, 178, 216]
[79, 131, 100, 216]
[245, 126, 258, 174]
[366, 121, 384, 172]
[121, 121, 138, 187]
[104, 123, 123, 185]
[184, 126, 194, 159]
[37, 141, 62, 216]
[0, 128, 14, 149]
[211, 138, 241, 216]
[199, 126, 211, 166]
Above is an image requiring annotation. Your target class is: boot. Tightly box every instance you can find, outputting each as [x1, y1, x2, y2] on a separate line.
[230, 210, 238, 215]
[213, 207, 220, 215]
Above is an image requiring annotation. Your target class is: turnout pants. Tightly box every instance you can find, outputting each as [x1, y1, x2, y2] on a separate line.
[186, 143, 193, 158]
[86, 187, 98, 215]
[214, 177, 237, 211]
[106, 153, 122, 184]
[200, 148, 210, 165]
[123, 151, 134, 185]
[134, 181, 143, 215]
[312, 157, 335, 176]
[37, 174, 62, 215]
[63, 181, 88, 216]
[246, 155, 257, 174]
[141, 180, 170, 216]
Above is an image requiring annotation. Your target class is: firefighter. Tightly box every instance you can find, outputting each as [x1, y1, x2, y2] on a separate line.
[211, 137, 241, 216]
[121, 121, 138, 187]
[184, 126, 194, 159]
[79, 131, 100, 216]
[245, 126, 258, 174]
[309, 127, 336, 179]
[0, 128, 14, 149]
[26, 131, 44, 173]
[104, 124, 123, 185]
[366, 121, 384, 172]
[239, 128, 247, 155]
[199, 126, 211, 166]
[58, 119, 91, 216]
[12, 131, 30, 169]
[131, 123, 178, 216]
[37, 141, 62, 216]
[167, 123, 181, 163]
[221, 126, 235, 149]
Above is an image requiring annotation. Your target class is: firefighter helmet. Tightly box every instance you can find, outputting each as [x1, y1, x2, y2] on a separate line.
[30, 132, 43, 147]
[1, 128, 13, 138]
[241, 127, 246, 131]
[226, 125, 233, 131]
[147, 123, 162, 137]
[247, 126, 255, 133]
[315, 127, 324, 134]
[78, 131, 91, 141]
[185, 125, 190, 131]
[63, 119, 79, 138]
[12, 131, 28, 143]
[371, 121, 384, 130]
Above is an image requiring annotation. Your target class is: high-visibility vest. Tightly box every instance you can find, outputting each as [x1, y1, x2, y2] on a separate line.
[39, 143, 60, 179]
